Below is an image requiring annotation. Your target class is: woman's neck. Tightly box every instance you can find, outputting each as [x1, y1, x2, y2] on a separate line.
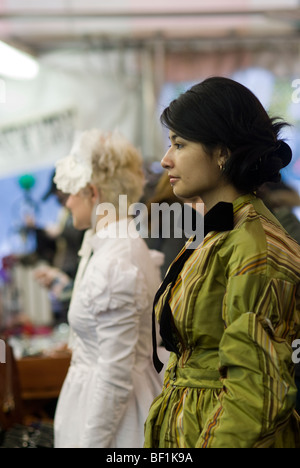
[201, 185, 243, 212]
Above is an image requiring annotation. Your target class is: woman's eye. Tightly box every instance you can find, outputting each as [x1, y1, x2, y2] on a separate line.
[168, 142, 183, 150]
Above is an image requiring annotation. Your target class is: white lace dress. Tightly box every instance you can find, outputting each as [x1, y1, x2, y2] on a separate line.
[54, 219, 164, 448]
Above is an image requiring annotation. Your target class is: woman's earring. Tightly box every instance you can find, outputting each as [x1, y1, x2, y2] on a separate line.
[219, 164, 224, 172]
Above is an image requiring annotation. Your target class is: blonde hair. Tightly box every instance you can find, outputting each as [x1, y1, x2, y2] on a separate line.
[91, 131, 145, 209]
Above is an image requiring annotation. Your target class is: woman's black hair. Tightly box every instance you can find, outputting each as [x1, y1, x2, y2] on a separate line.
[160, 77, 292, 193]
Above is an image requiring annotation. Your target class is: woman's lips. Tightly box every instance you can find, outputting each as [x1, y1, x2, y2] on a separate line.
[169, 176, 180, 184]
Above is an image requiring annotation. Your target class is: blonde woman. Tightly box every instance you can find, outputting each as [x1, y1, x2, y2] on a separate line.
[53, 130, 163, 448]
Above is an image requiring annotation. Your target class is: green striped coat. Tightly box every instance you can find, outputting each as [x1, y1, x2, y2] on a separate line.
[144, 194, 300, 448]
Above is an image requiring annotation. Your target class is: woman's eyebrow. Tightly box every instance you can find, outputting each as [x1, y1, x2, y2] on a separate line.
[169, 133, 178, 142]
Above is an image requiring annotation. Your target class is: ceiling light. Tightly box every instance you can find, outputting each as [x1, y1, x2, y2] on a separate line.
[0, 41, 40, 80]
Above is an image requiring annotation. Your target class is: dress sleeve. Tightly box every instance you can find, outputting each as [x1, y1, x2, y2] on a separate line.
[79, 258, 146, 448]
[197, 274, 299, 448]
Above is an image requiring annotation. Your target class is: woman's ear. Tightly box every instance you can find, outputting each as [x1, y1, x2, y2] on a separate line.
[217, 146, 231, 170]
[89, 184, 101, 204]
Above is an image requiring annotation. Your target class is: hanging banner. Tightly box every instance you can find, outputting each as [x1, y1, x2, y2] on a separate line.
[0, 107, 77, 177]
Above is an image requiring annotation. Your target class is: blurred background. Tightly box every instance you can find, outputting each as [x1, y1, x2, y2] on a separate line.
[1, 0, 300, 260]
[0, 0, 300, 444]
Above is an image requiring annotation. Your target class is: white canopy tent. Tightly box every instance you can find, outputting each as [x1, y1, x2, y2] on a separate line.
[0, 0, 299, 175]
[0, 0, 299, 45]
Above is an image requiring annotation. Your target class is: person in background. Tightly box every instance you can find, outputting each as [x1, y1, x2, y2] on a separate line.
[257, 181, 300, 244]
[144, 77, 300, 448]
[34, 174, 84, 323]
[145, 171, 205, 278]
[53, 129, 164, 448]
[257, 181, 300, 415]
[40, 173, 84, 279]
[145, 172, 186, 278]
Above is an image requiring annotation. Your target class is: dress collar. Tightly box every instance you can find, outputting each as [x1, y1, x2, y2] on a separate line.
[77, 229, 94, 258]
[204, 201, 234, 236]
[89, 217, 135, 252]
[204, 193, 257, 236]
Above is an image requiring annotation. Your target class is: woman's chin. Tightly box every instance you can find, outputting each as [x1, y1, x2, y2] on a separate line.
[72, 218, 90, 231]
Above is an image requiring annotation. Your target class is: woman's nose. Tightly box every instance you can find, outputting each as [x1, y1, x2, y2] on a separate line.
[161, 148, 174, 170]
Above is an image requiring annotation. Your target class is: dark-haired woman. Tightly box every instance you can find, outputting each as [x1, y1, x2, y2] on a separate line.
[144, 77, 300, 448]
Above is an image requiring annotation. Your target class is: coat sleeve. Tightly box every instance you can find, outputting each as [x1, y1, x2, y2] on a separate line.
[79, 258, 146, 448]
[197, 274, 299, 448]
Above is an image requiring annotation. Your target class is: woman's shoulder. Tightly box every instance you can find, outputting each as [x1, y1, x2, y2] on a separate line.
[223, 196, 300, 280]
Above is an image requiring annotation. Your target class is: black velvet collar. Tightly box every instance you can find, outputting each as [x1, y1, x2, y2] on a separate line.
[152, 201, 234, 373]
[203, 201, 234, 237]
